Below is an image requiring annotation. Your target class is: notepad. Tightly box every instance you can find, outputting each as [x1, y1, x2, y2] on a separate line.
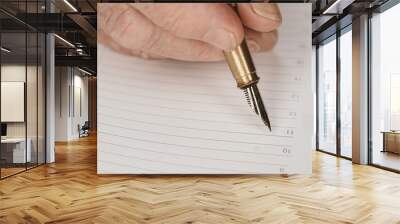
[97, 4, 313, 174]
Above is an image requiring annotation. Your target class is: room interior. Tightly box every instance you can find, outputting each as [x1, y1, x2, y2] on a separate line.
[0, 0, 400, 223]
[0, 30, 46, 178]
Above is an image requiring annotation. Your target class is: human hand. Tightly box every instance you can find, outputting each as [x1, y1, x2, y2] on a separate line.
[98, 3, 281, 61]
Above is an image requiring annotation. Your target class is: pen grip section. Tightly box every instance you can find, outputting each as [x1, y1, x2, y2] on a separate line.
[224, 40, 259, 89]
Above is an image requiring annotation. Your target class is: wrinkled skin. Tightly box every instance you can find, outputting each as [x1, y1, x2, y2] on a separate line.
[98, 3, 282, 62]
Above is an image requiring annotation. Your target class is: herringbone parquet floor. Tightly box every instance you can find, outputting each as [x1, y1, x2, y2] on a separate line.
[1, 134, 400, 224]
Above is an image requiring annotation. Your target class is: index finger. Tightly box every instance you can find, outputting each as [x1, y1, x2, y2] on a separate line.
[132, 3, 245, 51]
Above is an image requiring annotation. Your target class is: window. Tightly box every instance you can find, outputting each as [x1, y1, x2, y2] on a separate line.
[317, 37, 337, 154]
[340, 29, 352, 158]
[316, 26, 353, 159]
[370, 2, 400, 171]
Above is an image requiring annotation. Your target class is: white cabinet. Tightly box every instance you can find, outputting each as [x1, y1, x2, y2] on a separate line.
[1, 138, 32, 163]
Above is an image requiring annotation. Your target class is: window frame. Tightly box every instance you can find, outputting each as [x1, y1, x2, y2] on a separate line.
[315, 24, 353, 160]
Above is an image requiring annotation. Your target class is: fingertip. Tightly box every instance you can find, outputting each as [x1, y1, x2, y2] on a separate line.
[251, 3, 282, 23]
[203, 28, 242, 52]
[202, 4, 245, 51]
[246, 29, 279, 53]
[238, 3, 282, 33]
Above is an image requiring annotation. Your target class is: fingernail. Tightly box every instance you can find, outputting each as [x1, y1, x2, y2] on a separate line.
[204, 28, 237, 51]
[251, 4, 282, 22]
[247, 39, 260, 52]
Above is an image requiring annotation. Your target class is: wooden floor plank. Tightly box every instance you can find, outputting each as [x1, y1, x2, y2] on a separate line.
[1, 134, 400, 224]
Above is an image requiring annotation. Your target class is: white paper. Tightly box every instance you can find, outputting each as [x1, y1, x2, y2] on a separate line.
[97, 4, 313, 174]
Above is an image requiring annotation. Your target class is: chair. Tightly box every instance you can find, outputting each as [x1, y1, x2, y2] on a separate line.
[79, 121, 90, 138]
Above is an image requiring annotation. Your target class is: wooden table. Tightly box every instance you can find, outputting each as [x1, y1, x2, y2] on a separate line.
[382, 131, 400, 154]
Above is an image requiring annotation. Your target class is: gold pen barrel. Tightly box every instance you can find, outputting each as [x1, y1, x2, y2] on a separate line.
[223, 40, 259, 89]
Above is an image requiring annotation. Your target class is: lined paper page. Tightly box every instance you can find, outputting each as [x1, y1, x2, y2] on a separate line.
[97, 4, 313, 174]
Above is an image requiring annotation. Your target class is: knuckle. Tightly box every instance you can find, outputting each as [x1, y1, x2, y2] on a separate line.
[264, 30, 279, 50]
[101, 6, 131, 36]
[270, 30, 278, 45]
[141, 26, 164, 53]
[154, 6, 186, 33]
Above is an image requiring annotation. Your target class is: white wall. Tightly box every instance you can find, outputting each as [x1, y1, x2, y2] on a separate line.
[312, 45, 316, 150]
[1, 65, 39, 137]
[71, 73, 89, 138]
[55, 67, 89, 141]
[1, 82, 25, 122]
[1, 65, 27, 140]
[1, 64, 46, 164]
[55, 67, 70, 141]
[46, 32, 56, 163]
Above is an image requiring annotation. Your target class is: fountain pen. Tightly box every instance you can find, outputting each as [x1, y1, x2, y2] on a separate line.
[224, 39, 272, 131]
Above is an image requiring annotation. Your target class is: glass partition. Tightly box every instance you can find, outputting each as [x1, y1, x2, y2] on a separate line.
[370, 3, 400, 171]
[317, 36, 337, 154]
[0, 31, 28, 177]
[0, 1, 46, 179]
[26, 0, 41, 169]
[339, 28, 352, 158]
[27, 31, 38, 169]
[38, 32, 45, 165]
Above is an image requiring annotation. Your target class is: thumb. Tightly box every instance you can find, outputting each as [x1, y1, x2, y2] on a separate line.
[238, 3, 282, 33]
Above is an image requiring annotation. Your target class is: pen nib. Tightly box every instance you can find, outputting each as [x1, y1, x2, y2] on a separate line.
[243, 85, 272, 131]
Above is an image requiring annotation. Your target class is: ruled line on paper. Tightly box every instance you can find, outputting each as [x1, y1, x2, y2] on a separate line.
[98, 103, 296, 129]
[99, 73, 305, 93]
[101, 62, 305, 81]
[98, 95, 298, 119]
[100, 76, 303, 96]
[99, 87, 301, 108]
[105, 55, 306, 72]
[99, 122, 294, 146]
[98, 112, 296, 138]
[102, 66, 306, 88]
[98, 159, 158, 172]
[99, 152, 248, 172]
[99, 142, 290, 166]
[98, 132, 290, 156]
[98, 88, 302, 111]
[104, 63, 305, 80]
[98, 156, 282, 173]
[100, 77, 299, 98]
[98, 104, 297, 123]
[99, 148, 288, 172]
[103, 62, 307, 80]
[98, 94, 297, 112]
[97, 92, 287, 110]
